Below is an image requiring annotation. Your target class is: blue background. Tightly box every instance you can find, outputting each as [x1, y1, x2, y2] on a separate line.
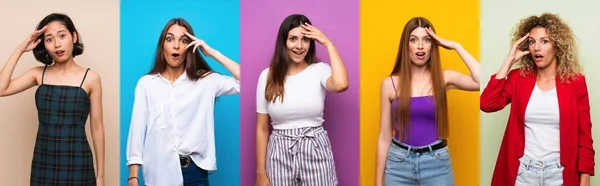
[120, 0, 240, 185]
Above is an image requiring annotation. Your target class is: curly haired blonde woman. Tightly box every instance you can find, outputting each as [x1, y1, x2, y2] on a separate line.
[481, 13, 594, 186]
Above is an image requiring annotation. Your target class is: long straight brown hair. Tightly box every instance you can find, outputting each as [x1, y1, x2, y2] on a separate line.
[265, 14, 318, 103]
[391, 17, 448, 140]
[148, 18, 213, 81]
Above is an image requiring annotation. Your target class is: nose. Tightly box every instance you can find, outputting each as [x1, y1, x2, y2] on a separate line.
[54, 37, 61, 48]
[174, 41, 180, 50]
[417, 40, 424, 50]
[294, 40, 303, 49]
[534, 41, 541, 51]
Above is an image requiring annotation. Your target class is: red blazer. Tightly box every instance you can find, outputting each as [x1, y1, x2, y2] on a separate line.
[480, 68, 595, 186]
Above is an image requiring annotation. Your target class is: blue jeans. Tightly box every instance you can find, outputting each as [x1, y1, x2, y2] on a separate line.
[182, 160, 209, 186]
[515, 155, 563, 186]
[384, 140, 455, 186]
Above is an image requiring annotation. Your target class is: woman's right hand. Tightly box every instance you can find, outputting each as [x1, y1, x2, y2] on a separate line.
[256, 173, 270, 186]
[18, 26, 47, 53]
[504, 33, 530, 65]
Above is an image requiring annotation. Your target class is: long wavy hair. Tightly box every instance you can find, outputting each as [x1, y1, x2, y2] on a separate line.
[391, 17, 448, 140]
[512, 13, 581, 82]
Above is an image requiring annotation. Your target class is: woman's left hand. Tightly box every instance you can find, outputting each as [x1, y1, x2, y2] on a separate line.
[184, 31, 219, 58]
[300, 23, 333, 47]
[425, 27, 459, 50]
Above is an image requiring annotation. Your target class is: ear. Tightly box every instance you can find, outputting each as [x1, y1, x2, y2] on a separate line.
[72, 31, 78, 43]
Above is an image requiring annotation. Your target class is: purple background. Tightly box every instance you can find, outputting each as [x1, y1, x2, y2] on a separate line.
[240, 0, 360, 185]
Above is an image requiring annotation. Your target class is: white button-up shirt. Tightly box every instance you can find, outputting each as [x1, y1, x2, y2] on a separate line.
[126, 72, 240, 186]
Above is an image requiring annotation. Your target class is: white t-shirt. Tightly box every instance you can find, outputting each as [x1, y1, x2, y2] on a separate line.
[524, 84, 560, 160]
[256, 62, 331, 130]
[126, 72, 240, 186]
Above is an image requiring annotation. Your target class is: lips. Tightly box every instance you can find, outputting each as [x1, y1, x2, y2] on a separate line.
[534, 54, 544, 62]
[55, 50, 65, 57]
[171, 53, 180, 59]
[415, 52, 426, 60]
[292, 50, 304, 56]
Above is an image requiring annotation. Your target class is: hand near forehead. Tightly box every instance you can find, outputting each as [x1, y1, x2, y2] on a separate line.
[506, 33, 531, 64]
[300, 22, 333, 47]
[184, 31, 218, 58]
[425, 27, 459, 50]
[19, 26, 47, 53]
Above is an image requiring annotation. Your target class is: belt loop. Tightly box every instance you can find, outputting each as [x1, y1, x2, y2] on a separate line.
[428, 145, 433, 153]
[526, 158, 531, 171]
[406, 146, 412, 157]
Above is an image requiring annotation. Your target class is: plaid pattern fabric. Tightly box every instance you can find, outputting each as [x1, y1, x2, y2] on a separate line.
[31, 68, 95, 186]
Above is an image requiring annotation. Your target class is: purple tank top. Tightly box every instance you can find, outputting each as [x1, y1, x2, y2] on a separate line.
[390, 77, 438, 146]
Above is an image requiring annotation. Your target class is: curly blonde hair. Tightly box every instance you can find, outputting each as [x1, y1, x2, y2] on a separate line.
[512, 13, 581, 82]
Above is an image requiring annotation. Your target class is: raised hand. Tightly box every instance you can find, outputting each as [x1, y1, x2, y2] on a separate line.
[184, 31, 218, 58]
[506, 33, 530, 64]
[300, 22, 333, 47]
[425, 27, 459, 50]
[19, 25, 47, 53]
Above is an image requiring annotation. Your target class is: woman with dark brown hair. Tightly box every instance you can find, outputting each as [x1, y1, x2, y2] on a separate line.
[255, 14, 349, 186]
[126, 18, 240, 186]
[0, 13, 105, 186]
[375, 17, 480, 186]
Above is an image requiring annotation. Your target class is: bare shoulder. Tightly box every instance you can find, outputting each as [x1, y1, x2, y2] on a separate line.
[85, 69, 102, 85]
[28, 66, 46, 85]
[381, 76, 397, 101]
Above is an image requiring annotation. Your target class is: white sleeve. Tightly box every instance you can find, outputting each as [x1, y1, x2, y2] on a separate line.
[126, 78, 148, 166]
[212, 73, 241, 96]
[256, 69, 269, 114]
[317, 62, 332, 88]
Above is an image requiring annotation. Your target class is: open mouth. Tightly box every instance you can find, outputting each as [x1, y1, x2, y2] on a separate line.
[171, 53, 181, 58]
[55, 50, 65, 57]
[534, 54, 544, 62]
[415, 52, 426, 60]
[292, 50, 304, 56]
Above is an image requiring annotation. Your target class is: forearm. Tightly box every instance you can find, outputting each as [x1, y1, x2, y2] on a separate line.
[255, 127, 270, 174]
[91, 122, 106, 177]
[0, 50, 24, 93]
[375, 134, 391, 186]
[325, 43, 348, 91]
[454, 44, 480, 84]
[212, 51, 240, 80]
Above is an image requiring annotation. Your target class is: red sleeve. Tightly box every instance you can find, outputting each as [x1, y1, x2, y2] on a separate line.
[480, 70, 519, 113]
[575, 76, 595, 175]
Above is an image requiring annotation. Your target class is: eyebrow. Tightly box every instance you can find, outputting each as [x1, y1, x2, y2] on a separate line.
[409, 35, 431, 38]
[44, 29, 66, 37]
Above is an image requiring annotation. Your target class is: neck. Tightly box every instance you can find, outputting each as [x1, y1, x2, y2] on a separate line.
[288, 61, 308, 74]
[52, 58, 77, 74]
[161, 65, 185, 83]
[537, 59, 557, 81]
[410, 63, 428, 78]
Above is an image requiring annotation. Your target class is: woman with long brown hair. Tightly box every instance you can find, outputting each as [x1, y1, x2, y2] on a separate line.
[126, 18, 240, 186]
[481, 13, 594, 186]
[375, 17, 480, 186]
[255, 14, 349, 186]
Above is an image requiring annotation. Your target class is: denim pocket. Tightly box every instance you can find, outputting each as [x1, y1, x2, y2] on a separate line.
[387, 146, 407, 162]
[434, 147, 451, 160]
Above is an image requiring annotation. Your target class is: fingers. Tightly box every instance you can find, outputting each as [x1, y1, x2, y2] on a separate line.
[514, 33, 530, 46]
[185, 42, 194, 50]
[193, 44, 199, 54]
[33, 39, 42, 46]
[184, 31, 197, 40]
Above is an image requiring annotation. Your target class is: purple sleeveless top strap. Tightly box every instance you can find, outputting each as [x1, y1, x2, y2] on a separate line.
[390, 77, 438, 146]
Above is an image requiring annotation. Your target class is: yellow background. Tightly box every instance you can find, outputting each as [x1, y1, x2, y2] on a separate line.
[360, 0, 480, 185]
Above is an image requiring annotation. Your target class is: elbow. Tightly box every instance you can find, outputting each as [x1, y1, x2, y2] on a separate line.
[332, 82, 349, 93]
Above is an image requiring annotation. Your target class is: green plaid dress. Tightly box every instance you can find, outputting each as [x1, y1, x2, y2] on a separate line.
[31, 67, 96, 185]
